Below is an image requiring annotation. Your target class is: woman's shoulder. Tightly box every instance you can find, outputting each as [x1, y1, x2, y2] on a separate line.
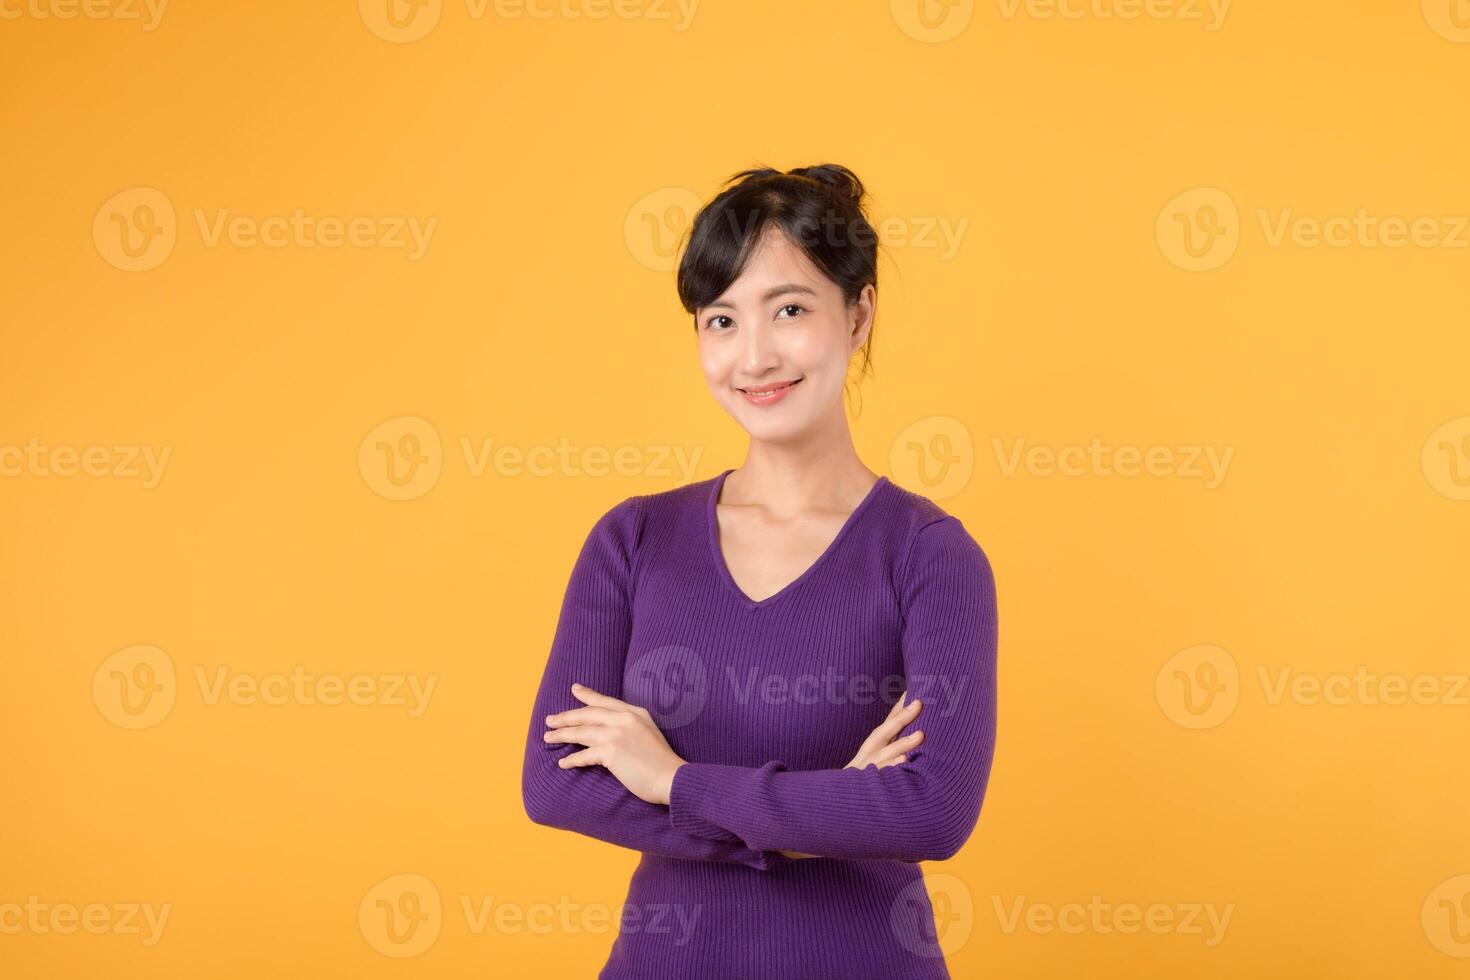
[594, 473, 712, 523]
[880, 479, 994, 582]
[582, 474, 713, 547]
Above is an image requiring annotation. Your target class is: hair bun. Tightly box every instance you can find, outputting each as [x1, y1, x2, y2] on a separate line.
[789, 163, 866, 209]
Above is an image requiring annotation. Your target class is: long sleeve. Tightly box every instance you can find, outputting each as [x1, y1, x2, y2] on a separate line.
[666, 515, 998, 863]
[521, 494, 787, 871]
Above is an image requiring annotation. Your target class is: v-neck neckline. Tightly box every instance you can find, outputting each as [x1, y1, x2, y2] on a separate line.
[706, 467, 890, 611]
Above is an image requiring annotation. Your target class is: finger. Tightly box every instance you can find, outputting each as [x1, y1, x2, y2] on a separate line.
[869, 697, 919, 742]
[545, 706, 621, 728]
[569, 682, 630, 710]
[542, 725, 604, 747]
[853, 700, 919, 759]
[868, 731, 924, 765]
[557, 747, 602, 769]
[849, 697, 922, 763]
[871, 699, 923, 743]
[858, 731, 917, 764]
[885, 691, 909, 719]
[852, 725, 892, 761]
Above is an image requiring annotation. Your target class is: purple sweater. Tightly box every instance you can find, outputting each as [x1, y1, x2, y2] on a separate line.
[521, 468, 998, 979]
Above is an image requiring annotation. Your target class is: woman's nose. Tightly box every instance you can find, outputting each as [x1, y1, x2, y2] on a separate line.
[741, 321, 779, 371]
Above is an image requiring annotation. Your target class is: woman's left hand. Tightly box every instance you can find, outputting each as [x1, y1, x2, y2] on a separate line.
[543, 683, 686, 805]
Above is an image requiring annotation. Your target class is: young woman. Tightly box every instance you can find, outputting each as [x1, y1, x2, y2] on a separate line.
[521, 164, 998, 979]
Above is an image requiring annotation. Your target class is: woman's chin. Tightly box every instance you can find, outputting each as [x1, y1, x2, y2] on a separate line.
[732, 413, 817, 445]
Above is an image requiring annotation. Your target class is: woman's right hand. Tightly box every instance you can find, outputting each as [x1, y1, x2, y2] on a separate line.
[843, 691, 924, 770]
[777, 693, 925, 860]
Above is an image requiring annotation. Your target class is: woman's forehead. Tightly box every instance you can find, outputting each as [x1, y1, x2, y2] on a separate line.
[726, 229, 827, 291]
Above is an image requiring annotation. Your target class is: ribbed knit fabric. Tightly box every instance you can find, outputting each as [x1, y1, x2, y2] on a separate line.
[521, 467, 998, 979]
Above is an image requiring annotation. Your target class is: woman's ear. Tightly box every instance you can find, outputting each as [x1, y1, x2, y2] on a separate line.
[850, 283, 876, 351]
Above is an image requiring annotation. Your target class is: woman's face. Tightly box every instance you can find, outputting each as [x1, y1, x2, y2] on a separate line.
[694, 224, 874, 444]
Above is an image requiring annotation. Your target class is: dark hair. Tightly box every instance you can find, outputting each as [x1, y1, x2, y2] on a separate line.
[676, 163, 881, 382]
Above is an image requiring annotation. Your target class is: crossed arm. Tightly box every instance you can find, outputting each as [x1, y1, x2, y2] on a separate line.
[521, 498, 997, 867]
[520, 497, 783, 870]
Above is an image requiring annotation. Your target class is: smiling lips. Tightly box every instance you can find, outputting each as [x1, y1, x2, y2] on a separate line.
[738, 378, 802, 406]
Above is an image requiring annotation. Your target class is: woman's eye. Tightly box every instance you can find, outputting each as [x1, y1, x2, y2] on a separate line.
[776, 304, 805, 319]
[706, 316, 732, 330]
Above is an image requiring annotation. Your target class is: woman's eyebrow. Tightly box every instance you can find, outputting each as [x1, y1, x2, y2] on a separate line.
[705, 283, 818, 310]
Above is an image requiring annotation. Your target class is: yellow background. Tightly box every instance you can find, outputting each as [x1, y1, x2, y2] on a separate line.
[3, 0, 1469, 976]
